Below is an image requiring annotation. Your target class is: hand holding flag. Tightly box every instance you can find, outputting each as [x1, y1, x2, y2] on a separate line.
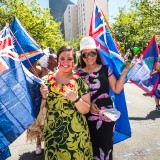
[89, 0, 131, 143]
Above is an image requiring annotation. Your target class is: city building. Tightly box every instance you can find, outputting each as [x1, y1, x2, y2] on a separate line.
[77, 0, 108, 36]
[64, 0, 108, 40]
[64, 5, 78, 41]
[49, 0, 74, 34]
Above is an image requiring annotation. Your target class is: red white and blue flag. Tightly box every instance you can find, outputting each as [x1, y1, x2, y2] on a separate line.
[128, 35, 159, 95]
[0, 26, 42, 159]
[0, 28, 19, 61]
[89, 0, 131, 143]
[89, 0, 124, 78]
[0, 58, 9, 73]
[9, 17, 44, 68]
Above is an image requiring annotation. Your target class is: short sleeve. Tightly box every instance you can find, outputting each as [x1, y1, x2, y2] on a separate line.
[76, 77, 90, 97]
[108, 66, 113, 76]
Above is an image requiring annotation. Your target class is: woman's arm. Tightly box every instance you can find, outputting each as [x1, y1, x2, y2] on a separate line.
[109, 63, 130, 94]
[40, 99, 46, 109]
[65, 89, 91, 114]
[74, 93, 91, 114]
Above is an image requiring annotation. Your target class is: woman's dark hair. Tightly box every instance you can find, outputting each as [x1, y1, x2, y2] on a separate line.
[80, 49, 102, 68]
[57, 46, 76, 63]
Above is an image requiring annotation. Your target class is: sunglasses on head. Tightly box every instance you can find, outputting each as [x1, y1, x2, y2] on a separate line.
[81, 51, 97, 58]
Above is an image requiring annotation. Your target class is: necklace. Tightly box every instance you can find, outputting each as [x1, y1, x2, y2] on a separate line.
[48, 71, 80, 93]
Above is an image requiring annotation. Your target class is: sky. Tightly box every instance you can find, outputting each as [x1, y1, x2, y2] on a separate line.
[36, 0, 130, 24]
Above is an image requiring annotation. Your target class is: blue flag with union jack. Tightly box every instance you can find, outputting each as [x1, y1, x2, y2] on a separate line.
[89, 0, 131, 143]
[127, 35, 159, 95]
[0, 26, 42, 159]
[9, 17, 44, 68]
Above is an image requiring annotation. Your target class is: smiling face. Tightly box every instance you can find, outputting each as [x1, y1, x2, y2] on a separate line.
[81, 49, 97, 66]
[58, 51, 75, 73]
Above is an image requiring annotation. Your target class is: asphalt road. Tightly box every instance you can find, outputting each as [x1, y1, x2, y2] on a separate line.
[113, 81, 160, 160]
[7, 82, 160, 160]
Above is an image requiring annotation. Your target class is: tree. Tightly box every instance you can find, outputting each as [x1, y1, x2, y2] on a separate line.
[67, 34, 84, 51]
[111, 0, 160, 57]
[0, 0, 66, 52]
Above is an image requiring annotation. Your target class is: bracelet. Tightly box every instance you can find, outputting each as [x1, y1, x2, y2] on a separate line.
[42, 97, 47, 100]
[73, 96, 81, 103]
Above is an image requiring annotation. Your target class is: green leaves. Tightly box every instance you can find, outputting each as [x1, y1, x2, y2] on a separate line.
[67, 34, 84, 51]
[112, 0, 160, 57]
[0, 0, 66, 52]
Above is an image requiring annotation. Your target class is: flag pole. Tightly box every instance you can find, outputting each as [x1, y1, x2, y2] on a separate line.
[7, 25, 39, 77]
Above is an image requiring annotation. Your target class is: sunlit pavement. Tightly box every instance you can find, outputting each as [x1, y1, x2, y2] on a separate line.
[8, 131, 44, 160]
[7, 82, 160, 160]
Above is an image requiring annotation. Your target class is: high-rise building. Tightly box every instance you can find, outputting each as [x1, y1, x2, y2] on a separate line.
[64, 5, 78, 41]
[64, 0, 108, 40]
[49, 0, 74, 34]
[77, 0, 108, 36]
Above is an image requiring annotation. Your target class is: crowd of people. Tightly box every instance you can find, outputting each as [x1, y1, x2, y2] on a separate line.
[26, 36, 159, 160]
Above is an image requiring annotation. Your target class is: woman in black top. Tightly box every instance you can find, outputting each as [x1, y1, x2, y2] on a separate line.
[79, 36, 130, 160]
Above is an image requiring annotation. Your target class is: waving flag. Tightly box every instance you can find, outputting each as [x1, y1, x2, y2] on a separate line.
[128, 35, 159, 95]
[89, 0, 124, 78]
[0, 26, 42, 158]
[89, 0, 131, 143]
[10, 17, 44, 68]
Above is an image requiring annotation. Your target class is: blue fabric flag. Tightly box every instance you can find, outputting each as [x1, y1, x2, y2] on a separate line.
[89, 0, 131, 143]
[127, 35, 159, 95]
[0, 146, 11, 160]
[9, 17, 44, 68]
[0, 26, 42, 159]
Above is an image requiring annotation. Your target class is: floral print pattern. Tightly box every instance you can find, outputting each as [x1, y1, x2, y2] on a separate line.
[43, 76, 93, 160]
[79, 65, 115, 160]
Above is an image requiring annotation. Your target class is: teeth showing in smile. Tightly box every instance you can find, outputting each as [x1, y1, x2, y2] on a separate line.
[63, 65, 69, 68]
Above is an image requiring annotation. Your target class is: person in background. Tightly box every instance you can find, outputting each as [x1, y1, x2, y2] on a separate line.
[79, 36, 130, 160]
[124, 48, 130, 60]
[40, 46, 93, 159]
[30, 47, 57, 77]
[131, 54, 139, 66]
[27, 47, 57, 154]
[154, 52, 160, 111]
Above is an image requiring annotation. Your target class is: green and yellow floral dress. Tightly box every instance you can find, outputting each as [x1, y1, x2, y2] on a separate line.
[43, 72, 93, 160]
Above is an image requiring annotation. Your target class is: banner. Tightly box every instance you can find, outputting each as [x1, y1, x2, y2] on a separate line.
[89, 0, 131, 143]
[128, 35, 159, 95]
[10, 17, 44, 68]
[0, 26, 42, 158]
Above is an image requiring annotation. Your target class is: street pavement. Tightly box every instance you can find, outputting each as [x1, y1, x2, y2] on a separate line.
[113, 82, 160, 160]
[7, 82, 160, 160]
[7, 132, 44, 160]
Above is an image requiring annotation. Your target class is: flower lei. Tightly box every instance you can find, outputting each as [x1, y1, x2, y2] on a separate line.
[48, 71, 80, 93]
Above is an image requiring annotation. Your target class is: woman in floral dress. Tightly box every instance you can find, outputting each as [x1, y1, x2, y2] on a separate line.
[79, 36, 130, 160]
[40, 46, 93, 160]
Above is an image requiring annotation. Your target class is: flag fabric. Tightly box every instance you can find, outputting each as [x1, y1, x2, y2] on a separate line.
[0, 146, 11, 160]
[9, 17, 44, 68]
[0, 26, 42, 158]
[89, 0, 131, 143]
[127, 35, 159, 95]
[0, 57, 9, 73]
